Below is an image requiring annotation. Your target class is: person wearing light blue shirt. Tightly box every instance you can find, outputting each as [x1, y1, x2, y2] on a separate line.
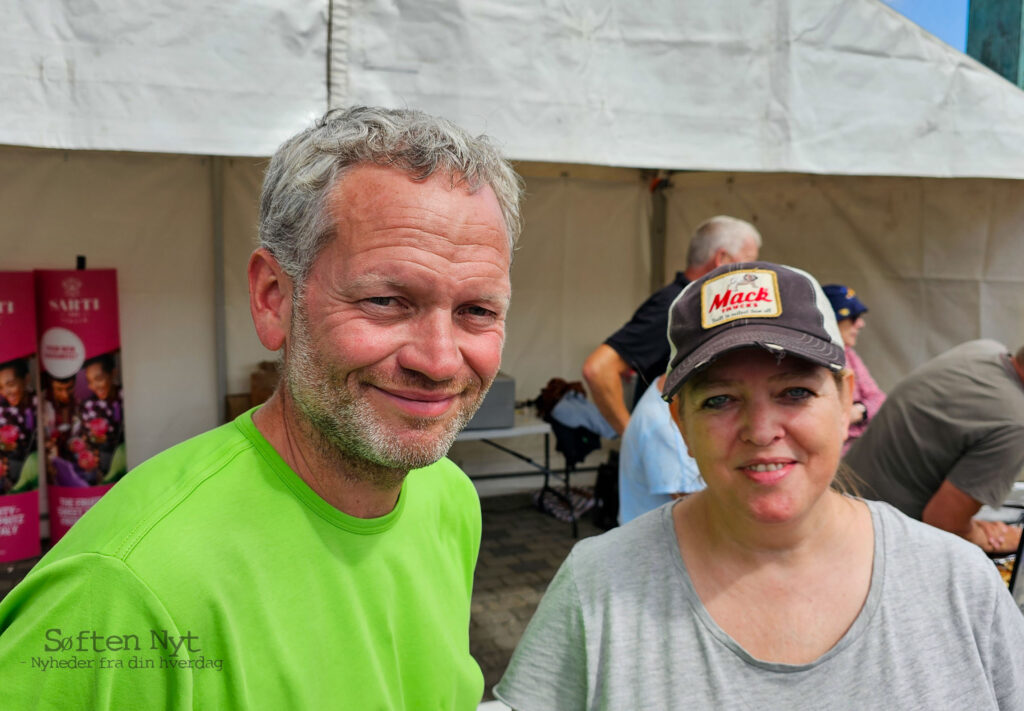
[617, 375, 702, 524]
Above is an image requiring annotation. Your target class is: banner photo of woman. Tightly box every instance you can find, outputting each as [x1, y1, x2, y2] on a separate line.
[36, 269, 126, 543]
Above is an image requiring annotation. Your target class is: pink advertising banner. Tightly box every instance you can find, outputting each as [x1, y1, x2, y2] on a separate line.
[0, 271, 41, 562]
[35, 269, 126, 543]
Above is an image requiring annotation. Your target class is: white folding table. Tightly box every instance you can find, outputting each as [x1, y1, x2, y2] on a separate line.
[455, 412, 581, 536]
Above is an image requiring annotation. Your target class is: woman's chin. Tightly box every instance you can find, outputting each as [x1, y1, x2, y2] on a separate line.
[745, 494, 805, 525]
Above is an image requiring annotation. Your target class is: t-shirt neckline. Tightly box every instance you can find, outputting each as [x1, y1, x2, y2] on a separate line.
[234, 407, 407, 535]
[663, 498, 885, 672]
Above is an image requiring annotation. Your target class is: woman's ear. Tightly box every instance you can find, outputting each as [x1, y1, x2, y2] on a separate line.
[839, 369, 856, 434]
[668, 393, 696, 458]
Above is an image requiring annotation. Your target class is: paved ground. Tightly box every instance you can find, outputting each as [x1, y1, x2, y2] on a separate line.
[0, 492, 605, 703]
[0, 546, 46, 601]
[472, 493, 603, 699]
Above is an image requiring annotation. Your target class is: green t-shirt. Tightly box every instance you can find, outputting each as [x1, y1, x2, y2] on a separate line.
[0, 409, 484, 709]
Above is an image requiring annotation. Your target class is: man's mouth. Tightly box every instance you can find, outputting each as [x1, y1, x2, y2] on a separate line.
[372, 385, 464, 419]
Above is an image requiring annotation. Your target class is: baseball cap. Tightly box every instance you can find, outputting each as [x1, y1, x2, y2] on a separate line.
[822, 284, 868, 322]
[662, 262, 846, 401]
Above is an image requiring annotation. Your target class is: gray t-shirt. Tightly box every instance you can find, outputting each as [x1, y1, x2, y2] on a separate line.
[495, 500, 1024, 710]
[844, 339, 1024, 518]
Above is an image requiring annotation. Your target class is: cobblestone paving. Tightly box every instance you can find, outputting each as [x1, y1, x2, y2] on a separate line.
[472, 493, 603, 700]
[1, 550, 44, 601]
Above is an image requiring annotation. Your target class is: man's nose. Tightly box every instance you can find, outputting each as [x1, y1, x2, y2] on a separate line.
[398, 310, 463, 381]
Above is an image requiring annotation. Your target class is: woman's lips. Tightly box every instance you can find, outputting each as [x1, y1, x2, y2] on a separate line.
[740, 460, 793, 485]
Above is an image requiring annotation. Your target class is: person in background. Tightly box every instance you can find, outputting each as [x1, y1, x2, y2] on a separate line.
[0, 106, 523, 709]
[845, 339, 1024, 555]
[0, 359, 30, 410]
[41, 372, 79, 485]
[822, 284, 885, 453]
[496, 262, 1024, 710]
[617, 373, 702, 524]
[72, 353, 125, 481]
[582, 216, 761, 436]
[0, 358, 36, 492]
[43, 373, 78, 452]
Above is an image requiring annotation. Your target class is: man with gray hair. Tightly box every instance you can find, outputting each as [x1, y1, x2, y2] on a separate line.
[582, 215, 762, 435]
[0, 107, 522, 709]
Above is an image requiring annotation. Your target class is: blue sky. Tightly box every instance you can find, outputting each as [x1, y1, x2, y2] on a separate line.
[880, 0, 969, 51]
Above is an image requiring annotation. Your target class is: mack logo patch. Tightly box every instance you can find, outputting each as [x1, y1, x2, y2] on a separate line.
[701, 269, 781, 328]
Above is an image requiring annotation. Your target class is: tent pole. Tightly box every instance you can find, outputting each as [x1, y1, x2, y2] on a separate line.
[210, 156, 228, 424]
[648, 173, 670, 292]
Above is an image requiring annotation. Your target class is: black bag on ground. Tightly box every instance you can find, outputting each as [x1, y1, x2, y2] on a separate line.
[591, 450, 619, 530]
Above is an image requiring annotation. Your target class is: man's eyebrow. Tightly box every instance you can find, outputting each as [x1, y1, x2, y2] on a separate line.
[338, 274, 407, 294]
[338, 275, 510, 308]
[473, 288, 511, 303]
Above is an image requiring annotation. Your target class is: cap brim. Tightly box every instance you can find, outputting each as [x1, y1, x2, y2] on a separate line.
[663, 323, 845, 400]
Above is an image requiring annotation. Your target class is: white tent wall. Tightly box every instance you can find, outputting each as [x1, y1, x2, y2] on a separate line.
[222, 157, 272, 396]
[0, 145, 220, 467]
[664, 172, 1024, 390]
[6, 149, 1020, 486]
[6, 0, 1024, 492]
[446, 165, 650, 489]
[501, 165, 651, 399]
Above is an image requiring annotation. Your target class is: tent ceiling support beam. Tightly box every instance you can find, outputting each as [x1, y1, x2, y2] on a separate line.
[648, 174, 669, 292]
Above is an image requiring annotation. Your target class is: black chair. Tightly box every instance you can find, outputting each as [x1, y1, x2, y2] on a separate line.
[535, 420, 602, 538]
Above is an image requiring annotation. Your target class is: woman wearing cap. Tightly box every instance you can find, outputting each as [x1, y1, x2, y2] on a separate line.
[822, 283, 885, 453]
[495, 262, 1024, 710]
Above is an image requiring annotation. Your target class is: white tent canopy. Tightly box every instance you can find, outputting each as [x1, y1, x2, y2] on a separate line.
[3, 0, 1023, 472]
[338, 0, 1024, 178]
[7, 0, 1024, 177]
[1, 1, 326, 155]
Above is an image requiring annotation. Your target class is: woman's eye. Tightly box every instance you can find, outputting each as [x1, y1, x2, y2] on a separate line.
[701, 394, 731, 410]
[782, 387, 814, 401]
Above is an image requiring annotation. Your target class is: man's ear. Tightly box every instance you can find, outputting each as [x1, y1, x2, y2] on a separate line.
[248, 248, 293, 351]
[712, 248, 732, 267]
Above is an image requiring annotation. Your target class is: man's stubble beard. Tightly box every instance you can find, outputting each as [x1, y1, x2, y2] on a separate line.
[284, 299, 494, 490]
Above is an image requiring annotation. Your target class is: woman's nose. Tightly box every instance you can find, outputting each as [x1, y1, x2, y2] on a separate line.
[740, 403, 783, 447]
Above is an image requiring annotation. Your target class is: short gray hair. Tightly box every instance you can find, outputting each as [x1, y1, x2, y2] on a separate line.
[259, 106, 524, 286]
[685, 215, 762, 268]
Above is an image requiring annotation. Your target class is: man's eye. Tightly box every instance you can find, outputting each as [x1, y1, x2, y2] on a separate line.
[366, 296, 395, 307]
[701, 395, 731, 410]
[462, 305, 496, 318]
